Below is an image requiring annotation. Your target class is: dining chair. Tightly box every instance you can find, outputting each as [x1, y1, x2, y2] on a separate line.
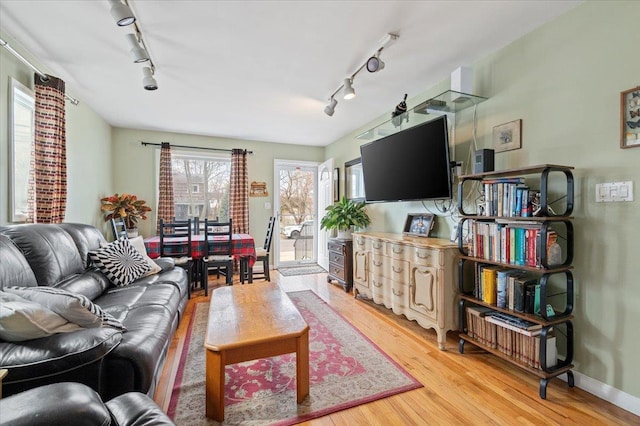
[202, 218, 234, 295]
[241, 216, 275, 283]
[110, 217, 128, 241]
[159, 218, 194, 297]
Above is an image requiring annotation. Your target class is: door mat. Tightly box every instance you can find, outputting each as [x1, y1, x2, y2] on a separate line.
[278, 265, 326, 276]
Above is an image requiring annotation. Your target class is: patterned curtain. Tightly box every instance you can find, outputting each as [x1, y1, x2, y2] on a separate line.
[229, 149, 249, 233]
[156, 142, 175, 233]
[29, 74, 67, 223]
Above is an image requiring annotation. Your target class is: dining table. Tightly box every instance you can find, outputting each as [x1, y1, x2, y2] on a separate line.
[143, 233, 256, 266]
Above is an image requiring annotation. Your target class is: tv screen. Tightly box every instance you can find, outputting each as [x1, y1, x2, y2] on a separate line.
[360, 115, 452, 203]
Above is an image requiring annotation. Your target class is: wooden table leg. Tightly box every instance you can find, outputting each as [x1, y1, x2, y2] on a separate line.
[205, 349, 225, 421]
[296, 331, 309, 403]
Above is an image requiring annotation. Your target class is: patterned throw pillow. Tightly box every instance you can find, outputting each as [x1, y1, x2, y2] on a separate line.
[4, 286, 126, 331]
[89, 238, 151, 287]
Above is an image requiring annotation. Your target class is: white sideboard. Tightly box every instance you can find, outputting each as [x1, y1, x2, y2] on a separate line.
[352, 232, 459, 350]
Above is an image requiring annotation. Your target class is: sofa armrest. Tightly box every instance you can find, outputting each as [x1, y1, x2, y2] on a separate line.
[106, 392, 176, 426]
[153, 257, 175, 273]
[0, 382, 111, 426]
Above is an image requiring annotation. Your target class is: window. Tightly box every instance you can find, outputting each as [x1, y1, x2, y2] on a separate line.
[171, 151, 230, 221]
[10, 78, 35, 222]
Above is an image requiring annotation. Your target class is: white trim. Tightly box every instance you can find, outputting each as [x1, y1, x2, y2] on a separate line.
[558, 371, 640, 416]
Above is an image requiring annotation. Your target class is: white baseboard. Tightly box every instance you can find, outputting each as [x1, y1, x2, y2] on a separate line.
[558, 370, 640, 416]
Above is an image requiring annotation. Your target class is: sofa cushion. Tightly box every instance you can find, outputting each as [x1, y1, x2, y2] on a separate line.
[89, 239, 151, 287]
[1, 224, 85, 287]
[0, 292, 81, 342]
[4, 286, 126, 331]
[0, 235, 38, 290]
[55, 271, 111, 300]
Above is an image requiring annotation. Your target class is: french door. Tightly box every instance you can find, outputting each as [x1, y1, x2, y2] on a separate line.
[274, 160, 318, 267]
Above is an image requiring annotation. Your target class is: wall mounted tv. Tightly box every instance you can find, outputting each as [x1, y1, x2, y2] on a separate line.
[360, 114, 452, 203]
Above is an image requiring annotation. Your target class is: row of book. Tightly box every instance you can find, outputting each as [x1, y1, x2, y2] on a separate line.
[480, 178, 536, 217]
[466, 307, 557, 370]
[473, 263, 551, 315]
[468, 219, 562, 267]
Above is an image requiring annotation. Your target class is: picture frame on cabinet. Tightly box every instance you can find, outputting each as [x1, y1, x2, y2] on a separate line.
[493, 119, 522, 153]
[403, 213, 434, 237]
[620, 86, 640, 149]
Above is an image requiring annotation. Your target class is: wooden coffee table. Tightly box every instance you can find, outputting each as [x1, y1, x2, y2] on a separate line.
[204, 282, 310, 421]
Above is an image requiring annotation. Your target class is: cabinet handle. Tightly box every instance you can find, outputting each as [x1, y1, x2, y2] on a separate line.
[392, 247, 403, 254]
[356, 238, 365, 246]
[373, 242, 382, 249]
[417, 251, 431, 259]
[392, 266, 403, 273]
[373, 260, 382, 266]
[373, 280, 383, 288]
[392, 288, 403, 297]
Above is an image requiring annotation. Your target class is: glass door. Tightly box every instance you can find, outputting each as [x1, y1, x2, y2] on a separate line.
[274, 160, 317, 267]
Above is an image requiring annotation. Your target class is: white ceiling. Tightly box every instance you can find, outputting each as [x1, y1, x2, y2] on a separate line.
[0, 1, 581, 147]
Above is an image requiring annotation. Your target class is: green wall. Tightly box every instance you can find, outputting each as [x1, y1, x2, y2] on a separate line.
[0, 30, 112, 230]
[326, 1, 640, 400]
[111, 127, 324, 239]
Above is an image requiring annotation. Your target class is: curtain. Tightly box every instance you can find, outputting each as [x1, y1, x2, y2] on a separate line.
[156, 142, 175, 233]
[29, 73, 67, 223]
[229, 149, 249, 233]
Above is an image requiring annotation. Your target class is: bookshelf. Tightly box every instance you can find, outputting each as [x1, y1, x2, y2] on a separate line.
[456, 164, 575, 399]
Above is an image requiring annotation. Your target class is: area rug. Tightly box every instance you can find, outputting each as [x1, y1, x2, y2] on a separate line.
[277, 265, 326, 276]
[168, 290, 422, 425]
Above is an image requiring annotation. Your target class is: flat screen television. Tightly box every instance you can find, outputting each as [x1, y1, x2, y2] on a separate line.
[360, 115, 452, 203]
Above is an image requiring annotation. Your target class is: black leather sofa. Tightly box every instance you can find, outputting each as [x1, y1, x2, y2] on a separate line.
[0, 382, 176, 425]
[0, 223, 189, 399]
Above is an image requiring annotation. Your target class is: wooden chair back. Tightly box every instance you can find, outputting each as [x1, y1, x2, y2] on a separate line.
[110, 217, 128, 240]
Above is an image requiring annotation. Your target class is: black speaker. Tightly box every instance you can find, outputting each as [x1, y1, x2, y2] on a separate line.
[473, 149, 494, 174]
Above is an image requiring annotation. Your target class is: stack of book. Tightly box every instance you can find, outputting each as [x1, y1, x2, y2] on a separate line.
[466, 308, 557, 369]
[481, 177, 533, 218]
[474, 264, 544, 314]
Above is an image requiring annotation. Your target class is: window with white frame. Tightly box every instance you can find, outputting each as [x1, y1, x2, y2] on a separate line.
[171, 151, 231, 221]
[10, 78, 35, 222]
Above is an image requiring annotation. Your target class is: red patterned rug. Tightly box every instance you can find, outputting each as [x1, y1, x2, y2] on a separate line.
[168, 290, 422, 425]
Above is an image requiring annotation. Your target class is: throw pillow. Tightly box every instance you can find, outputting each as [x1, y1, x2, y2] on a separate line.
[0, 291, 82, 342]
[124, 236, 162, 276]
[4, 286, 126, 331]
[89, 238, 151, 287]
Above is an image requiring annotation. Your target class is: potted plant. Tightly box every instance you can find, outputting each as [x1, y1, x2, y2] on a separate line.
[320, 196, 370, 239]
[100, 193, 152, 237]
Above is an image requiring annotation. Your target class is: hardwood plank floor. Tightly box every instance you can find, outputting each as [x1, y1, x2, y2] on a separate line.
[155, 271, 639, 425]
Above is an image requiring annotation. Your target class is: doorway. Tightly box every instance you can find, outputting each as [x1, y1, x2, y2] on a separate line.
[274, 160, 318, 267]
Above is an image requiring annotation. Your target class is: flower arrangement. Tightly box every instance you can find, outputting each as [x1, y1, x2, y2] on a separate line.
[100, 193, 152, 230]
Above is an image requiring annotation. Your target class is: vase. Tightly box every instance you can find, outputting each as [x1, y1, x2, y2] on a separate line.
[337, 228, 352, 240]
[127, 228, 139, 238]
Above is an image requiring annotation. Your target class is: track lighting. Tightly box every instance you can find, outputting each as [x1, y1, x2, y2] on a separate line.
[324, 97, 338, 116]
[343, 78, 356, 100]
[142, 67, 158, 90]
[126, 33, 149, 63]
[109, 0, 136, 26]
[323, 33, 398, 117]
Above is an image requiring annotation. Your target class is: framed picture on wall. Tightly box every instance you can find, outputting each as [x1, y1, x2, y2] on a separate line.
[333, 168, 339, 202]
[345, 158, 365, 201]
[620, 86, 640, 149]
[493, 119, 522, 153]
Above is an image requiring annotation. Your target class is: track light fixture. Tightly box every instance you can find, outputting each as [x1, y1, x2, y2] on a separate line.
[343, 78, 356, 100]
[324, 97, 338, 116]
[126, 33, 149, 63]
[142, 67, 158, 90]
[109, 0, 136, 26]
[108, 0, 159, 90]
[323, 33, 398, 117]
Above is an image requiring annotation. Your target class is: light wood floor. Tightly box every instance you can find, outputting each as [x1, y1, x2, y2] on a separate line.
[154, 271, 639, 425]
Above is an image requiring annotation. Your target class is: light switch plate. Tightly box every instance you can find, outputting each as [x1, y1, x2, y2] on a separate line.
[595, 181, 634, 202]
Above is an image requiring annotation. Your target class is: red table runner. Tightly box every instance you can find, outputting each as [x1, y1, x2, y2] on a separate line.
[144, 234, 256, 265]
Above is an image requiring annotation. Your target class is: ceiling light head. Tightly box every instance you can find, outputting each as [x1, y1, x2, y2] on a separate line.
[109, 0, 136, 26]
[366, 55, 385, 73]
[343, 78, 355, 100]
[126, 33, 149, 63]
[142, 67, 158, 91]
[324, 98, 338, 116]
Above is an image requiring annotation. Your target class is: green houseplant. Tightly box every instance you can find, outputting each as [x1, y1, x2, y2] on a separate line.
[320, 196, 370, 239]
[100, 193, 152, 236]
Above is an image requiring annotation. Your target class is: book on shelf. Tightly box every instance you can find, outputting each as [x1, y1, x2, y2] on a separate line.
[485, 313, 542, 336]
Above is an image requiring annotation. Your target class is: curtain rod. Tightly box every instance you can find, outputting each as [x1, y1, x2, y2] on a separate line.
[0, 37, 80, 106]
[140, 141, 253, 154]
